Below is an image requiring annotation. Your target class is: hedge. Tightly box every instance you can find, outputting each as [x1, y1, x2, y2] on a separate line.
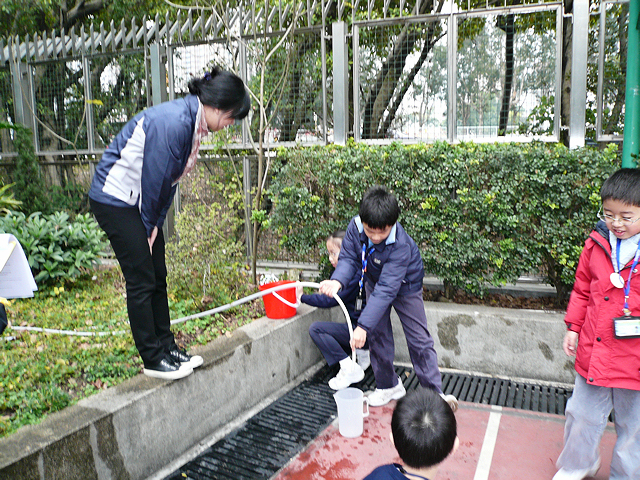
[267, 141, 619, 300]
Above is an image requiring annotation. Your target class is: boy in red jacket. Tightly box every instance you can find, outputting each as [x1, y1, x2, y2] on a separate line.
[554, 168, 640, 480]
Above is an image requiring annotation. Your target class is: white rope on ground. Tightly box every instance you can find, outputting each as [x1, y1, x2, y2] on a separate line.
[3, 282, 356, 360]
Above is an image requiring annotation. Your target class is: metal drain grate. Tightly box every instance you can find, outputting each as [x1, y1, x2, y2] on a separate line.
[165, 365, 573, 480]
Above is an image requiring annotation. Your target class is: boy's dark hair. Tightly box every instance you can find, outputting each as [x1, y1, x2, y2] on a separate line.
[188, 67, 251, 120]
[359, 185, 400, 229]
[600, 168, 640, 207]
[326, 230, 346, 242]
[391, 389, 457, 469]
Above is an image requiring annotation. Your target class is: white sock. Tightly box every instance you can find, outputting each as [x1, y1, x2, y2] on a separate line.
[339, 357, 356, 370]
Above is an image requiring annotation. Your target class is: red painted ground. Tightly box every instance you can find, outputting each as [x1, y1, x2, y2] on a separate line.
[273, 401, 616, 480]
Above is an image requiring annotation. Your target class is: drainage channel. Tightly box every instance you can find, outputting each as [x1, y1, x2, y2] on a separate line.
[164, 365, 573, 480]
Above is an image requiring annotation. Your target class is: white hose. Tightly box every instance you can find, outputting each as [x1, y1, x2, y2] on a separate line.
[4, 282, 356, 361]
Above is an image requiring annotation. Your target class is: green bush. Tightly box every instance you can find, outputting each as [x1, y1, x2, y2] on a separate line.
[0, 183, 21, 215]
[0, 122, 89, 215]
[268, 141, 618, 300]
[166, 172, 253, 312]
[0, 211, 108, 285]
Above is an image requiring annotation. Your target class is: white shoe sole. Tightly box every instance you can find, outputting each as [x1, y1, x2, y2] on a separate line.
[367, 386, 406, 407]
[182, 355, 204, 369]
[328, 368, 365, 390]
[144, 366, 193, 380]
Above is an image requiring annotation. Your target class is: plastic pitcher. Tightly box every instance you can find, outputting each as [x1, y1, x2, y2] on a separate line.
[333, 387, 370, 438]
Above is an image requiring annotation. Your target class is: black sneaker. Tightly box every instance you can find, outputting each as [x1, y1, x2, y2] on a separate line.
[143, 355, 193, 380]
[169, 346, 204, 369]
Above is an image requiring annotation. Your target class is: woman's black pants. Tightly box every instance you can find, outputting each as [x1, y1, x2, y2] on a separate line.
[90, 199, 174, 366]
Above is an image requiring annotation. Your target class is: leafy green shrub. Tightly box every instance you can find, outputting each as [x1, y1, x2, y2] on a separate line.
[0, 183, 21, 215]
[0, 122, 89, 215]
[268, 141, 618, 300]
[7, 123, 49, 215]
[166, 172, 253, 312]
[0, 211, 108, 284]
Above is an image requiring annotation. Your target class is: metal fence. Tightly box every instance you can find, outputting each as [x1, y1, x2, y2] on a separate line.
[0, 0, 630, 263]
[353, 4, 562, 143]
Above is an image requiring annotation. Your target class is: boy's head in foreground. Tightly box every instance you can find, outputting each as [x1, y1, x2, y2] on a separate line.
[391, 388, 458, 470]
[600, 168, 640, 240]
[359, 185, 400, 244]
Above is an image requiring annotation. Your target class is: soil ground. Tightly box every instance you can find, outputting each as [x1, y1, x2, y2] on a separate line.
[423, 287, 568, 312]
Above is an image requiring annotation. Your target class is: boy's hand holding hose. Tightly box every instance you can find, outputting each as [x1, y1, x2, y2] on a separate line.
[319, 279, 342, 297]
[319, 280, 368, 349]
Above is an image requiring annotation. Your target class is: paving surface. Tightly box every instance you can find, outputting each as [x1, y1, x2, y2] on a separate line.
[164, 364, 616, 480]
[274, 401, 616, 480]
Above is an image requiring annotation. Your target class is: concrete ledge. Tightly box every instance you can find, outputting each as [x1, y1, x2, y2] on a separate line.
[328, 301, 573, 384]
[0, 304, 327, 480]
[0, 301, 572, 479]
[388, 302, 571, 384]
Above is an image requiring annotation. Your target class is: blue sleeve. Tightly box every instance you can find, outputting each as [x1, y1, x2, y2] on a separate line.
[156, 185, 177, 230]
[139, 117, 191, 236]
[301, 268, 361, 308]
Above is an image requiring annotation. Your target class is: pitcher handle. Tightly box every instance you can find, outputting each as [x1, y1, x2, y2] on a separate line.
[363, 397, 370, 418]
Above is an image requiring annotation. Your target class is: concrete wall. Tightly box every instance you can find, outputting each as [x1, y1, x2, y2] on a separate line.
[330, 301, 573, 384]
[0, 301, 572, 479]
[0, 305, 327, 480]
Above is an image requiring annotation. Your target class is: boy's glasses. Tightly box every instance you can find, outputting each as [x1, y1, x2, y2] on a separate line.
[597, 208, 640, 226]
[327, 252, 339, 259]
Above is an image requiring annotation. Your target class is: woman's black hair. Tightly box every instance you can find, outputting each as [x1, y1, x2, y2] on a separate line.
[187, 67, 251, 120]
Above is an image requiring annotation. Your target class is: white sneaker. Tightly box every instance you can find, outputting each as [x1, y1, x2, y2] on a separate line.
[366, 376, 406, 406]
[355, 349, 371, 370]
[328, 362, 365, 390]
[440, 393, 459, 413]
[553, 458, 600, 480]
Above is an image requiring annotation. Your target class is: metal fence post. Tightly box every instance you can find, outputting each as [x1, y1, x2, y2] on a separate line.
[569, 0, 588, 149]
[622, 0, 640, 167]
[447, 13, 457, 144]
[9, 44, 34, 132]
[243, 155, 253, 260]
[150, 42, 176, 239]
[333, 21, 349, 145]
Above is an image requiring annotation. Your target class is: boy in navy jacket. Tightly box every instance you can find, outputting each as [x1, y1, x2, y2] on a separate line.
[320, 186, 457, 410]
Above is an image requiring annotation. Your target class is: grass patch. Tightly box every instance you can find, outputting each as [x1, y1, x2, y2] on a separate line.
[0, 266, 263, 438]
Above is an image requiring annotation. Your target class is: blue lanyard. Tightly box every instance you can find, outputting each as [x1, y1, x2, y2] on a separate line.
[359, 243, 375, 291]
[623, 246, 640, 315]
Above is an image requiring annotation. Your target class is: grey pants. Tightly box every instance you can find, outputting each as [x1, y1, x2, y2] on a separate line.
[365, 285, 442, 392]
[557, 374, 640, 479]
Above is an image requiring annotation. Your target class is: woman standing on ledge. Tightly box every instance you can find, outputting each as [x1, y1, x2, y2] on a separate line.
[89, 68, 251, 380]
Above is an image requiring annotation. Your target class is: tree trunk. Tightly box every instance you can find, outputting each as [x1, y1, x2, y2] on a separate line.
[361, 0, 440, 139]
[560, 0, 574, 147]
[497, 14, 515, 136]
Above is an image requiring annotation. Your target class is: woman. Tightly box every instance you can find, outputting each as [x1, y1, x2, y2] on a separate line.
[89, 67, 250, 380]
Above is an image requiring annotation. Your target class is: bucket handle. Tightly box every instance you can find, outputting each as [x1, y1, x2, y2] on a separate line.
[272, 291, 300, 308]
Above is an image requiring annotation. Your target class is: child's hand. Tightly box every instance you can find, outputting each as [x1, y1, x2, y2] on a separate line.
[319, 280, 341, 297]
[563, 330, 579, 357]
[296, 285, 303, 304]
[350, 326, 367, 349]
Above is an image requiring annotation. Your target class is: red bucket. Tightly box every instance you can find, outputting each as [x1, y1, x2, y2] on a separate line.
[259, 280, 297, 319]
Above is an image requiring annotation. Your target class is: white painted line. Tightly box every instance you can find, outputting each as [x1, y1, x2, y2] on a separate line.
[473, 406, 503, 480]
